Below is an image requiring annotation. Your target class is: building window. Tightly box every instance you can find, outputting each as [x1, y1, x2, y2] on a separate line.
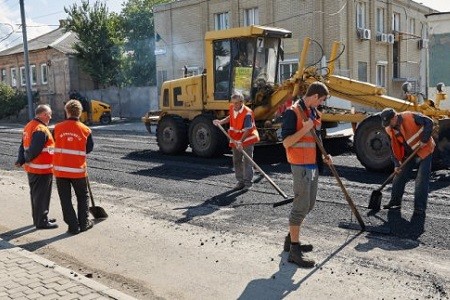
[41, 64, 48, 84]
[356, 2, 366, 29]
[376, 8, 385, 33]
[11, 68, 17, 87]
[215, 12, 229, 30]
[1, 69, 6, 83]
[392, 12, 400, 32]
[279, 61, 298, 82]
[358, 61, 367, 82]
[409, 18, 415, 34]
[30, 65, 37, 85]
[244, 8, 259, 26]
[20, 67, 26, 86]
[376, 62, 387, 87]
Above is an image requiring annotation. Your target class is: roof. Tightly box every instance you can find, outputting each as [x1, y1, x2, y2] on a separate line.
[0, 27, 78, 56]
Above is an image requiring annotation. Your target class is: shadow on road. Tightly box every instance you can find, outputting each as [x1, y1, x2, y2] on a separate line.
[0, 225, 36, 241]
[354, 209, 425, 252]
[173, 188, 248, 223]
[238, 232, 362, 299]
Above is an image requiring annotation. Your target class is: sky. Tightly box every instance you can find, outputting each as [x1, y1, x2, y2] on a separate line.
[0, 0, 450, 50]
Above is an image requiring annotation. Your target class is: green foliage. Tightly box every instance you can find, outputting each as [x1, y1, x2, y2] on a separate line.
[118, 0, 171, 87]
[64, 0, 124, 88]
[0, 83, 28, 119]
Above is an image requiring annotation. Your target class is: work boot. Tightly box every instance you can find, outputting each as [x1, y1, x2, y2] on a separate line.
[288, 244, 315, 268]
[80, 220, 94, 232]
[283, 234, 313, 252]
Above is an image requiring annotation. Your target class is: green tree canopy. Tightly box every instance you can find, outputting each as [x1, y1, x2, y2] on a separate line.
[64, 0, 124, 88]
[119, 0, 170, 86]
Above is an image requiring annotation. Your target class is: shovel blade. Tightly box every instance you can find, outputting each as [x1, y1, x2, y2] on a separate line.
[368, 190, 382, 210]
[89, 206, 108, 219]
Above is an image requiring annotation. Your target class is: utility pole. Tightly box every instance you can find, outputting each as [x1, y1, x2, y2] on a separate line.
[19, 0, 34, 120]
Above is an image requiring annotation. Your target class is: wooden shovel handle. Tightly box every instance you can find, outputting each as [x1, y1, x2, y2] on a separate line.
[217, 124, 289, 199]
[297, 104, 365, 230]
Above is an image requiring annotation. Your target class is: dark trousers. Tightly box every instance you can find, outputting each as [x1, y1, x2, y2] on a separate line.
[27, 173, 53, 227]
[56, 177, 90, 231]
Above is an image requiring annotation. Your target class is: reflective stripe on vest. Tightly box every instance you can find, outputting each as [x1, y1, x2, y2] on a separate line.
[53, 166, 86, 173]
[54, 148, 86, 156]
[26, 163, 53, 169]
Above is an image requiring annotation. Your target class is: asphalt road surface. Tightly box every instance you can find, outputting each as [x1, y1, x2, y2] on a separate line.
[0, 122, 449, 299]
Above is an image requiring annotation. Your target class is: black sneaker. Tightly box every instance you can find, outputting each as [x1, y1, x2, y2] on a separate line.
[283, 234, 313, 252]
[288, 244, 315, 268]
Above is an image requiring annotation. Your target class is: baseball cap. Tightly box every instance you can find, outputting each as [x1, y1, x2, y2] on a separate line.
[380, 108, 396, 127]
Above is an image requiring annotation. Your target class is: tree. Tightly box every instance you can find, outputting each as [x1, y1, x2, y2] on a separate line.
[64, 0, 123, 88]
[119, 0, 170, 86]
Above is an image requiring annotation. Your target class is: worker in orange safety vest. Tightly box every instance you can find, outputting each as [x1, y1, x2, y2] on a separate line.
[281, 82, 332, 268]
[53, 99, 94, 235]
[16, 104, 58, 229]
[380, 108, 435, 215]
[213, 91, 260, 190]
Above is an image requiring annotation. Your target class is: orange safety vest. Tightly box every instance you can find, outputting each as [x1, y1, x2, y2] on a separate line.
[286, 103, 321, 165]
[22, 120, 55, 174]
[385, 112, 435, 161]
[53, 120, 91, 178]
[228, 105, 260, 147]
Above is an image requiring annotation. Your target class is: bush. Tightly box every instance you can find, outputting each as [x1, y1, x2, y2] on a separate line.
[0, 83, 29, 119]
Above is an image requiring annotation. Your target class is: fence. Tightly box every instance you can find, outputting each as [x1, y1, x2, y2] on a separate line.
[84, 86, 158, 119]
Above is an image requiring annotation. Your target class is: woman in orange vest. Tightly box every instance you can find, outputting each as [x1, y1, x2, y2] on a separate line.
[380, 108, 434, 215]
[213, 91, 260, 190]
[15, 104, 58, 229]
[53, 100, 94, 234]
[281, 82, 331, 268]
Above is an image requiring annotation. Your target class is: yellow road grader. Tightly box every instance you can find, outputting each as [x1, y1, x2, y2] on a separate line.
[142, 25, 450, 171]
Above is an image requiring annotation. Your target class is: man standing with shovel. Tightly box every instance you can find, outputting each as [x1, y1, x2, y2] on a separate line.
[380, 108, 435, 216]
[213, 91, 260, 190]
[281, 82, 332, 268]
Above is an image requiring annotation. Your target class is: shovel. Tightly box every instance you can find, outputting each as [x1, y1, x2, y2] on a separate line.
[87, 176, 108, 219]
[368, 144, 421, 210]
[217, 124, 293, 202]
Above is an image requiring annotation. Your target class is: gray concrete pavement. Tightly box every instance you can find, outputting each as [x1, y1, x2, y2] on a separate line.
[0, 238, 136, 300]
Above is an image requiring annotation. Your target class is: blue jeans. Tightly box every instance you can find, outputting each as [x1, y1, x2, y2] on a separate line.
[390, 154, 432, 211]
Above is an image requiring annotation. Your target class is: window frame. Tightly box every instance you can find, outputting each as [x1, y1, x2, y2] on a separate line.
[376, 8, 385, 33]
[278, 60, 298, 83]
[244, 7, 259, 26]
[356, 2, 366, 29]
[392, 12, 400, 32]
[10, 68, 17, 87]
[41, 63, 48, 84]
[376, 61, 387, 87]
[20, 66, 26, 86]
[214, 12, 230, 30]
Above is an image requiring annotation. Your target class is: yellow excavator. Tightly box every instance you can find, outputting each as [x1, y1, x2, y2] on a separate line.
[142, 25, 450, 171]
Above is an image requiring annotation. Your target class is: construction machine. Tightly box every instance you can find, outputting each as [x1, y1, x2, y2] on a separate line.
[69, 91, 112, 125]
[142, 25, 450, 171]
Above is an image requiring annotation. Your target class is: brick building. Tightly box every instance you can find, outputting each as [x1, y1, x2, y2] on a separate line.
[153, 0, 436, 99]
[0, 24, 95, 120]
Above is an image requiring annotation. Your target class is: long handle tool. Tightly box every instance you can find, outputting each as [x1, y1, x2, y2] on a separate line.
[297, 107, 365, 230]
[368, 143, 421, 210]
[217, 124, 293, 201]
